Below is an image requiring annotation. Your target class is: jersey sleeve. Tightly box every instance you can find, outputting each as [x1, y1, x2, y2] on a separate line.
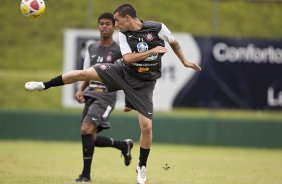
[158, 23, 175, 43]
[83, 49, 91, 69]
[119, 32, 132, 56]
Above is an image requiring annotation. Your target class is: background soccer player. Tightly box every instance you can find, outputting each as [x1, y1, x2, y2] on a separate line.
[25, 4, 201, 184]
[74, 13, 134, 182]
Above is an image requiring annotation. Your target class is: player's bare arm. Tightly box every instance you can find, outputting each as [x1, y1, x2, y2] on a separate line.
[75, 80, 89, 103]
[169, 40, 202, 71]
[123, 45, 167, 64]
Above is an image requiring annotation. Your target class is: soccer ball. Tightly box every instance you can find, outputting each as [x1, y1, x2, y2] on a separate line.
[20, 0, 46, 18]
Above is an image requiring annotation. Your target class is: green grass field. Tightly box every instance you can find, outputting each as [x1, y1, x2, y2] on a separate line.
[0, 140, 281, 184]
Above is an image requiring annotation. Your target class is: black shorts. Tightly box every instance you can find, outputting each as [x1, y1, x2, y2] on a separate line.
[93, 60, 155, 119]
[81, 97, 114, 132]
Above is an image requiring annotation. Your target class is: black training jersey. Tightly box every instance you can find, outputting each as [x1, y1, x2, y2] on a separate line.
[83, 41, 122, 100]
[119, 21, 175, 81]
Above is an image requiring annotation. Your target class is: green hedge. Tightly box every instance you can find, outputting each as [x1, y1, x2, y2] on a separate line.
[1, 111, 282, 148]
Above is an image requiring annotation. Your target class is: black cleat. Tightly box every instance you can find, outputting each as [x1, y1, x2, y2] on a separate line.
[74, 174, 91, 182]
[121, 139, 134, 166]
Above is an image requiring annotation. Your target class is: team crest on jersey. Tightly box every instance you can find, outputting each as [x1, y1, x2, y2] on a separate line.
[100, 64, 110, 71]
[137, 42, 149, 53]
[146, 32, 153, 41]
[106, 52, 113, 62]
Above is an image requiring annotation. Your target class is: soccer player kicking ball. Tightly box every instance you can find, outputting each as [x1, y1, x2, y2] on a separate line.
[25, 4, 201, 184]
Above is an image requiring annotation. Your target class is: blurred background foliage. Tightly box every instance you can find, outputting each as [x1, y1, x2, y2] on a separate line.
[0, 0, 282, 116]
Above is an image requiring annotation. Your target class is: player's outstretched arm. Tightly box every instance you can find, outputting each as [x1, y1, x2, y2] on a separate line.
[169, 40, 201, 71]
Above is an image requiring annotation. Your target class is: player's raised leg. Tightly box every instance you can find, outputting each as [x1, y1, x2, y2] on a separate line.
[62, 67, 102, 84]
[25, 67, 102, 91]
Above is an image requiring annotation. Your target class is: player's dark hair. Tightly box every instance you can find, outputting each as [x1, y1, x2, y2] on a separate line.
[98, 12, 115, 25]
[114, 4, 137, 18]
